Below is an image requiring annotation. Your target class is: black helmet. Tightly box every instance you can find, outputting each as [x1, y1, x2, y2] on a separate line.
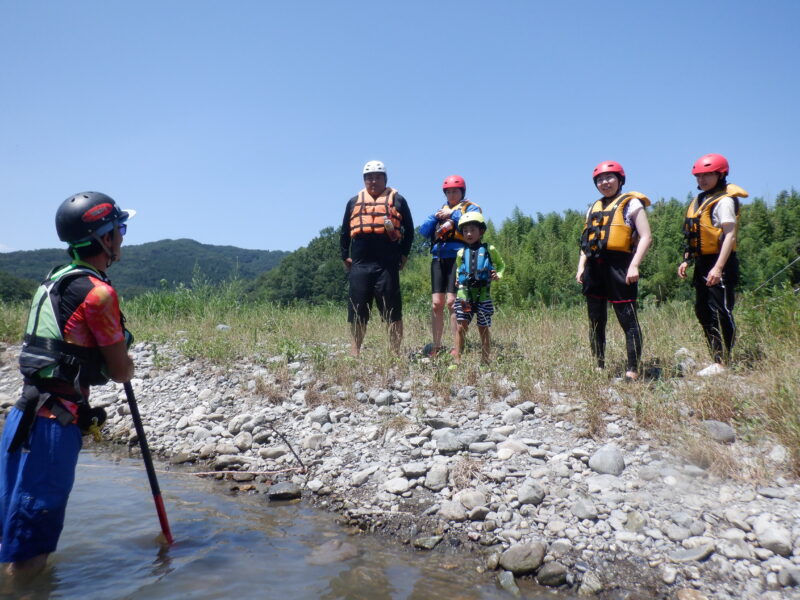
[55, 191, 133, 244]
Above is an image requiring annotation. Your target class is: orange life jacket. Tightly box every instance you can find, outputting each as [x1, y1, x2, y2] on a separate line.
[580, 191, 650, 257]
[683, 184, 747, 257]
[349, 188, 402, 241]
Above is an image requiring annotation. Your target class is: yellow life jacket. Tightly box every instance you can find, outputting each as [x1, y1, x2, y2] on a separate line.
[436, 200, 479, 243]
[683, 184, 747, 257]
[349, 188, 402, 241]
[581, 191, 651, 257]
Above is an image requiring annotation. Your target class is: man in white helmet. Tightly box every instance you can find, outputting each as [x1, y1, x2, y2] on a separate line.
[340, 160, 414, 356]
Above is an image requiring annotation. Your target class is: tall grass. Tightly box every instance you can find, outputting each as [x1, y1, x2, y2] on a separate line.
[2, 281, 798, 474]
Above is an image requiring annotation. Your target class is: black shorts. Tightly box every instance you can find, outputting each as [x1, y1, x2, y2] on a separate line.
[431, 258, 458, 295]
[582, 251, 637, 302]
[347, 261, 402, 324]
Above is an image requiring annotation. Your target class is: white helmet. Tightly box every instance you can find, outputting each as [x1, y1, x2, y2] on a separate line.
[363, 160, 386, 176]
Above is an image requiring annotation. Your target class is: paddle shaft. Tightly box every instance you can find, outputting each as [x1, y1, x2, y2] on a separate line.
[123, 381, 174, 545]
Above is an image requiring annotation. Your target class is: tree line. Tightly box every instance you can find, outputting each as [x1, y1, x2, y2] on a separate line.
[249, 190, 800, 308]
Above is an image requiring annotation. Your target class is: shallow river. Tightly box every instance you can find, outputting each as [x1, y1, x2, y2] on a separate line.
[1, 450, 577, 600]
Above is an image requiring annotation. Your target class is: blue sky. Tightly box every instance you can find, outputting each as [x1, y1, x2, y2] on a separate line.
[1, 0, 798, 253]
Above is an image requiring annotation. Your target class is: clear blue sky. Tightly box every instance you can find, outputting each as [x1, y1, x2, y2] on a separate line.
[2, 0, 798, 252]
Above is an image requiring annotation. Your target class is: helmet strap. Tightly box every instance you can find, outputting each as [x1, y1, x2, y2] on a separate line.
[91, 230, 117, 268]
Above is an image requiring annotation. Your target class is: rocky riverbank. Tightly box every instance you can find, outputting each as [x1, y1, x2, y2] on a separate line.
[1, 341, 798, 599]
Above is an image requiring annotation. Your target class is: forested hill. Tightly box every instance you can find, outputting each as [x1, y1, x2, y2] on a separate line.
[0, 239, 288, 299]
[250, 190, 800, 307]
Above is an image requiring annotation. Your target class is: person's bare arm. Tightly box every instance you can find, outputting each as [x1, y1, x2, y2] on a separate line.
[100, 340, 134, 382]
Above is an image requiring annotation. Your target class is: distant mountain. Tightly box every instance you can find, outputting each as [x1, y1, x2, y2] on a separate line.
[0, 239, 288, 298]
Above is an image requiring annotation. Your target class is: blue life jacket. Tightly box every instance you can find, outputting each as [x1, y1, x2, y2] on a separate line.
[458, 244, 492, 288]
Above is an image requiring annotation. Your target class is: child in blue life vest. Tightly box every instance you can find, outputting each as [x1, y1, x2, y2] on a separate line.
[452, 212, 505, 364]
[417, 175, 482, 356]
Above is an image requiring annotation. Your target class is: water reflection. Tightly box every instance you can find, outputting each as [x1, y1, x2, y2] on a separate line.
[0, 450, 576, 599]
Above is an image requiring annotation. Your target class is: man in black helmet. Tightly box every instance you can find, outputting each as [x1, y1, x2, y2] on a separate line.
[0, 192, 135, 578]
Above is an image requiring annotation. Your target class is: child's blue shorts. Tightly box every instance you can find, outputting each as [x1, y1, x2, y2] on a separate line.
[0, 408, 82, 563]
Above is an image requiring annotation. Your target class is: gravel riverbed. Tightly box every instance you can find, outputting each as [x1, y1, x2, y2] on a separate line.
[1, 341, 798, 599]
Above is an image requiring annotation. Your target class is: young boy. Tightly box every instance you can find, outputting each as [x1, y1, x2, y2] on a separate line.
[452, 212, 505, 364]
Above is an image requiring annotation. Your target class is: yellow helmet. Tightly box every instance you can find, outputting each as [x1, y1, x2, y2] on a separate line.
[458, 211, 486, 232]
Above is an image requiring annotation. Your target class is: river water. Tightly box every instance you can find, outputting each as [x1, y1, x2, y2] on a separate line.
[0, 450, 577, 600]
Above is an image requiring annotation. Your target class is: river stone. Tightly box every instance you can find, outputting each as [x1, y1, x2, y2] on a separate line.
[260, 446, 288, 459]
[578, 572, 603, 596]
[305, 539, 359, 565]
[373, 391, 393, 406]
[306, 479, 324, 492]
[717, 539, 754, 559]
[385, 477, 411, 494]
[625, 511, 646, 532]
[572, 499, 598, 521]
[234, 431, 253, 451]
[537, 561, 568, 587]
[778, 567, 800, 587]
[499, 541, 547, 575]
[401, 461, 428, 478]
[228, 414, 251, 435]
[268, 482, 302, 500]
[723, 508, 751, 531]
[425, 463, 449, 491]
[303, 434, 326, 449]
[497, 439, 528, 460]
[664, 523, 690, 542]
[352, 465, 379, 486]
[757, 486, 788, 499]
[436, 432, 465, 454]
[457, 430, 485, 446]
[502, 407, 523, 424]
[518, 481, 546, 506]
[497, 571, 521, 598]
[754, 518, 792, 556]
[669, 543, 714, 562]
[516, 401, 536, 414]
[308, 406, 330, 424]
[425, 416, 459, 429]
[413, 535, 442, 550]
[697, 363, 725, 377]
[468, 506, 490, 521]
[169, 452, 194, 465]
[469, 442, 496, 454]
[676, 590, 709, 600]
[214, 454, 245, 469]
[456, 488, 486, 510]
[702, 420, 736, 443]
[589, 445, 625, 476]
[438, 500, 467, 522]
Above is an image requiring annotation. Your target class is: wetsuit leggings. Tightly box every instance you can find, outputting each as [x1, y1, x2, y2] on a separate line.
[694, 280, 736, 364]
[586, 297, 642, 371]
[693, 254, 738, 364]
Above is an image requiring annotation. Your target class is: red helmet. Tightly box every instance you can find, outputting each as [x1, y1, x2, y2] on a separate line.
[593, 161, 626, 185]
[692, 153, 729, 176]
[442, 175, 466, 192]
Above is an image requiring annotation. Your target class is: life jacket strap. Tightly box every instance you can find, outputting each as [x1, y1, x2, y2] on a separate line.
[7, 384, 76, 452]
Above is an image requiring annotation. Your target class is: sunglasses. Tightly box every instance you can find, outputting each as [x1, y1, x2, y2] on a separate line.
[117, 223, 127, 237]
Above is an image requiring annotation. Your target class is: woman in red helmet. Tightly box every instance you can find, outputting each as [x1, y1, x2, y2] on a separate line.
[577, 161, 652, 380]
[418, 175, 481, 357]
[678, 154, 747, 366]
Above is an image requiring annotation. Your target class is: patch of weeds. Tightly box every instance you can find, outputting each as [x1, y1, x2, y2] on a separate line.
[277, 337, 303, 363]
[304, 387, 325, 408]
[151, 344, 172, 370]
[379, 414, 412, 436]
[450, 457, 486, 491]
[309, 344, 331, 373]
